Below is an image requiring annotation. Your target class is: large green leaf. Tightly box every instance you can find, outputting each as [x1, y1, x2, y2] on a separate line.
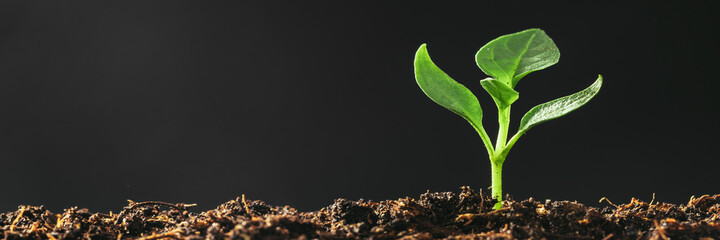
[414, 44, 483, 127]
[475, 28, 559, 88]
[517, 75, 603, 133]
[480, 78, 519, 109]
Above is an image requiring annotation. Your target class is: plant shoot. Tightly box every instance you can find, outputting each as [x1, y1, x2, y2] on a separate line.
[413, 28, 603, 209]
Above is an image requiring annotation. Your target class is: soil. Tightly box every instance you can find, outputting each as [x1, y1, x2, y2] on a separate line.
[2, 187, 719, 239]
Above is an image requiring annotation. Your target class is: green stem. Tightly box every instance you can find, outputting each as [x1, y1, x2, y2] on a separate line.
[495, 107, 511, 150]
[489, 130, 524, 210]
[490, 158, 504, 209]
[490, 106, 511, 210]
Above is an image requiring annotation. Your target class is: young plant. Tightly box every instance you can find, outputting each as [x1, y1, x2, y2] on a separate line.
[413, 28, 602, 209]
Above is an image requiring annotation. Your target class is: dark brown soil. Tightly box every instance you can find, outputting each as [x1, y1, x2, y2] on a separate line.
[2, 187, 719, 239]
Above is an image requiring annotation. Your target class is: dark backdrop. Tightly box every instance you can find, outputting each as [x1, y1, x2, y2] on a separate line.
[1, 1, 718, 213]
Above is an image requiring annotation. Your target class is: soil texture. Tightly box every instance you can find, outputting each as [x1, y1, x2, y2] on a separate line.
[2, 187, 720, 239]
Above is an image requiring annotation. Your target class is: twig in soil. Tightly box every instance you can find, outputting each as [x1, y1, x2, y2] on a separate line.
[653, 220, 669, 240]
[601, 233, 614, 240]
[242, 194, 251, 215]
[9, 205, 26, 232]
[29, 221, 38, 233]
[649, 193, 656, 205]
[137, 229, 184, 240]
[93, 212, 114, 218]
[46, 233, 57, 240]
[113, 200, 197, 224]
[599, 197, 619, 208]
[456, 213, 477, 226]
[689, 195, 696, 205]
[43, 222, 54, 230]
[456, 208, 511, 226]
[56, 211, 70, 229]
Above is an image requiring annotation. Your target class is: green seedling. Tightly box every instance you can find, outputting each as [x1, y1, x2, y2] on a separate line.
[413, 28, 602, 209]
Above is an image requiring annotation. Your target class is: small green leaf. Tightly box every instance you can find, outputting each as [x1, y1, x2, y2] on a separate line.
[517, 75, 603, 133]
[475, 28, 559, 88]
[414, 44, 483, 127]
[480, 78, 519, 109]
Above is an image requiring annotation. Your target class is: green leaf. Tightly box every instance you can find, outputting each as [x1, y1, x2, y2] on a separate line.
[414, 44, 483, 127]
[480, 78, 519, 109]
[475, 28, 559, 88]
[517, 75, 603, 133]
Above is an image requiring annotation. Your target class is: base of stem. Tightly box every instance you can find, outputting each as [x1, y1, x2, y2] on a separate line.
[490, 160, 504, 210]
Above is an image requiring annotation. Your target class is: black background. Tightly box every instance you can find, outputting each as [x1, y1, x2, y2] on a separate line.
[1, 1, 718, 213]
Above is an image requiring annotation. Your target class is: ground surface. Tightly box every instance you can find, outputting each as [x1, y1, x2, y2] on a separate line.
[2, 187, 719, 239]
